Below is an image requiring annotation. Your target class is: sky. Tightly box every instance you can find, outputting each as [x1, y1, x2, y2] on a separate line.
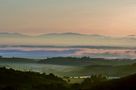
[0, 0, 136, 36]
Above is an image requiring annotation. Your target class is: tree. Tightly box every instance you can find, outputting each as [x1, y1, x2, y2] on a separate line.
[81, 74, 107, 89]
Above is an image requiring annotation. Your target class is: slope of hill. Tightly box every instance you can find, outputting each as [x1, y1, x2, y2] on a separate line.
[38, 57, 136, 66]
[0, 67, 136, 90]
[77, 64, 136, 77]
[38, 57, 136, 77]
[0, 67, 69, 90]
[0, 57, 36, 63]
[85, 73, 136, 90]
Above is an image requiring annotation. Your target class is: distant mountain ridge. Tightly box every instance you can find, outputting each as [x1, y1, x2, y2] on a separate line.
[0, 32, 110, 37]
[37, 32, 110, 38]
[1, 32, 136, 47]
[0, 32, 28, 37]
[43, 32, 83, 36]
[0, 32, 134, 38]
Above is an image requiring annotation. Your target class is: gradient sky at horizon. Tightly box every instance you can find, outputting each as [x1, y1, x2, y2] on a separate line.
[0, 0, 136, 36]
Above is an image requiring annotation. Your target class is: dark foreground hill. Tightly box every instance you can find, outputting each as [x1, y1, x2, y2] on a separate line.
[0, 67, 69, 90]
[0, 67, 136, 90]
[83, 73, 136, 90]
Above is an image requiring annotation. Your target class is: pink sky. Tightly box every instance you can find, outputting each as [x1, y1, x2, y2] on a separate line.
[0, 0, 136, 36]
